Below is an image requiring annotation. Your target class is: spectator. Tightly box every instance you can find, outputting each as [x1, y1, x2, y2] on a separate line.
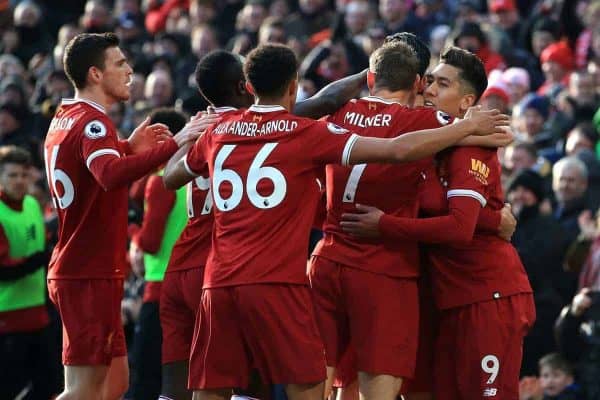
[566, 123, 598, 157]
[489, 0, 523, 49]
[539, 353, 582, 400]
[538, 41, 575, 96]
[531, 18, 562, 59]
[343, 0, 372, 47]
[0, 145, 59, 400]
[258, 17, 287, 45]
[228, 0, 268, 55]
[80, 0, 114, 33]
[480, 82, 510, 114]
[12, 1, 52, 65]
[507, 170, 569, 375]
[567, 71, 600, 120]
[552, 156, 589, 245]
[285, 0, 333, 43]
[453, 21, 506, 73]
[514, 94, 555, 153]
[377, 0, 419, 37]
[503, 67, 531, 107]
[555, 287, 600, 399]
[144, 69, 175, 108]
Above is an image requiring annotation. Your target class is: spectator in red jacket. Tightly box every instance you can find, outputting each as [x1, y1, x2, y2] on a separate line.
[453, 21, 506, 74]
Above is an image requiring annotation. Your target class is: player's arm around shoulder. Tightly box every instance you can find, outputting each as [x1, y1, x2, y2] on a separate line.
[347, 107, 508, 165]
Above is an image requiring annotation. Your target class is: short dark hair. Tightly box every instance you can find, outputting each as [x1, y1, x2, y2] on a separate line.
[370, 42, 419, 91]
[195, 50, 244, 107]
[149, 108, 187, 134]
[538, 353, 574, 376]
[0, 146, 31, 171]
[440, 46, 487, 102]
[63, 33, 120, 89]
[244, 44, 298, 98]
[385, 32, 431, 77]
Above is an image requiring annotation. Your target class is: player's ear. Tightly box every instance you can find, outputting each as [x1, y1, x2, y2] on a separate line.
[288, 77, 298, 99]
[238, 80, 248, 95]
[460, 93, 476, 114]
[88, 66, 102, 85]
[367, 70, 376, 93]
[245, 81, 255, 96]
[413, 74, 421, 93]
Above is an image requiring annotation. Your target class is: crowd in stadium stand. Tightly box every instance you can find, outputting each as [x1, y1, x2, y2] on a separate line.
[2, 0, 600, 399]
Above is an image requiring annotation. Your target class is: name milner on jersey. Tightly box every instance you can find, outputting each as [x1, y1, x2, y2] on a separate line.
[343, 112, 392, 128]
[213, 119, 299, 136]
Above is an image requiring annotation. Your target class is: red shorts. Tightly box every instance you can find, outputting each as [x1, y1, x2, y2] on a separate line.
[48, 279, 126, 366]
[188, 284, 326, 390]
[160, 267, 204, 364]
[401, 272, 438, 395]
[309, 256, 419, 379]
[433, 293, 535, 400]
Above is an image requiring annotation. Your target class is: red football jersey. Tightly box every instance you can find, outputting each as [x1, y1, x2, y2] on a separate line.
[426, 146, 532, 309]
[166, 106, 238, 273]
[184, 104, 358, 288]
[44, 99, 128, 279]
[313, 96, 453, 278]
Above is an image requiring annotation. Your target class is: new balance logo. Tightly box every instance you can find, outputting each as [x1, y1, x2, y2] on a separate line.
[483, 388, 498, 397]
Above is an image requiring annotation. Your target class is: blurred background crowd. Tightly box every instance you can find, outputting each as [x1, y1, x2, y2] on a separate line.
[2, 0, 600, 399]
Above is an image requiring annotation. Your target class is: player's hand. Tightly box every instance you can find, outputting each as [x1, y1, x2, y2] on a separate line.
[128, 117, 172, 154]
[340, 204, 384, 238]
[571, 287, 593, 317]
[173, 112, 220, 147]
[476, 129, 515, 148]
[464, 106, 510, 136]
[519, 376, 542, 400]
[498, 203, 516, 241]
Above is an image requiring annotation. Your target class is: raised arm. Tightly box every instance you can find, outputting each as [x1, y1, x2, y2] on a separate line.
[293, 70, 367, 119]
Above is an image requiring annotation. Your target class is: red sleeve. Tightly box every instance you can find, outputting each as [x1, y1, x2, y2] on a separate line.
[476, 207, 501, 233]
[379, 196, 480, 244]
[183, 133, 209, 176]
[445, 146, 491, 208]
[132, 175, 176, 254]
[118, 139, 132, 155]
[87, 139, 179, 191]
[306, 120, 359, 166]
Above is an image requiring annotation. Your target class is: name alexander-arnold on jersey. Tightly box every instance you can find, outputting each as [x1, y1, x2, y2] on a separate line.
[213, 120, 299, 136]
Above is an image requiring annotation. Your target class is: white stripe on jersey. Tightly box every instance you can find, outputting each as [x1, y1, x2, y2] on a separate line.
[182, 155, 200, 177]
[447, 189, 487, 207]
[86, 148, 120, 170]
[341, 134, 359, 166]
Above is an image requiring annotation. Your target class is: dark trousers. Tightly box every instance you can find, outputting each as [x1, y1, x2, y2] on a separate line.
[131, 301, 162, 400]
[0, 325, 61, 400]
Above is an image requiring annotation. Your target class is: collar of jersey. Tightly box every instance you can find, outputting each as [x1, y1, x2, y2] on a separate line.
[61, 98, 106, 114]
[213, 106, 237, 113]
[361, 96, 401, 105]
[248, 104, 286, 113]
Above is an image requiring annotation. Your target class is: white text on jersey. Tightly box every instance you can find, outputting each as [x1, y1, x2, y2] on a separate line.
[49, 117, 75, 132]
[343, 112, 391, 128]
[213, 120, 299, 136]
